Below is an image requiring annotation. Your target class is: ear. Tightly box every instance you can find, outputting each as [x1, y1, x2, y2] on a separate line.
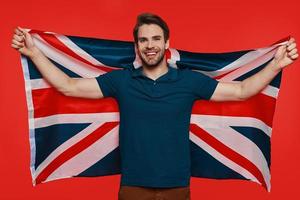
[134, 43, 138, 53]
[165, 39, 170, 49]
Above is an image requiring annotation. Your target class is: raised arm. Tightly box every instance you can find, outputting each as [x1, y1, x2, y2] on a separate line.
[210, 38, 298, 101]
[11, 27, 104, 99]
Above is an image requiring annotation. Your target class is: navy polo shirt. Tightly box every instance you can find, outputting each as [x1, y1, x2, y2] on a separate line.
[96, 66, 218, 188]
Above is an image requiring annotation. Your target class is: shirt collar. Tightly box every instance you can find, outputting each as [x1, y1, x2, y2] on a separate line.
[131, 65, 178, 81]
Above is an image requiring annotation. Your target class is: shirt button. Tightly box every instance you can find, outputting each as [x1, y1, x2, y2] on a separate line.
[153, 82, 156, 85]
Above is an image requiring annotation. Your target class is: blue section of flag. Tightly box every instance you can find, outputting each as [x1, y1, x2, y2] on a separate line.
[28, 58, 82, 79]
[76, 147, 121, 177]
[177, 50, 250, 71]
[67, 36, 136, 69]
[34, 123, 90, 169]
[190, 142, 246, 179]
[231, 126, 271, 166]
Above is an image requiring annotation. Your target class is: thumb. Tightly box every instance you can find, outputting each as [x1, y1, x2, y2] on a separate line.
[278, 45, 287, 52]
[18, 27, 34, 48]
[275, 45, 286, 59]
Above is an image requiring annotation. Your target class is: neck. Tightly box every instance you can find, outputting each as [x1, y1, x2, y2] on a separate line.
[142, 58, 168, 80]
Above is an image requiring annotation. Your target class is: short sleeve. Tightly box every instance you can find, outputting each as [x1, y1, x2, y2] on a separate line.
[191, 71, 219, 100]
[96, 69, 124, 98]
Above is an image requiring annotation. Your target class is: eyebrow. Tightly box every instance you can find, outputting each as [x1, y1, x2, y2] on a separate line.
[138, 35, 162, 40]
[152, 35, 162, 39]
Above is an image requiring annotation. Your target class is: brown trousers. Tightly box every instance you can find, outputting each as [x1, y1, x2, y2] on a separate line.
[118, 185, 191, 200]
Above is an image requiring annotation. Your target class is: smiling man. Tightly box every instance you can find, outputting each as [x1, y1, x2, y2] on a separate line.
[12, 13, 298, 200]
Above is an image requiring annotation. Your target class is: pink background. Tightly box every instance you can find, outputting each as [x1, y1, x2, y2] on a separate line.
[1, 0, 299, 199]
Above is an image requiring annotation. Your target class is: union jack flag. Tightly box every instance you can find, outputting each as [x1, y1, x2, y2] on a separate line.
[20, 29, 289, 192]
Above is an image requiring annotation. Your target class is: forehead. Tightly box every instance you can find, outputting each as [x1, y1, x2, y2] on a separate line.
[138, 24, 164, 38]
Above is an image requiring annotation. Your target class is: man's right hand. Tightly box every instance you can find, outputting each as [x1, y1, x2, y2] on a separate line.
[11, 27, 40, 58]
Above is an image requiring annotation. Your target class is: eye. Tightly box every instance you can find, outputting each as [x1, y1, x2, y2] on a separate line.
[139, 38, 146, 43]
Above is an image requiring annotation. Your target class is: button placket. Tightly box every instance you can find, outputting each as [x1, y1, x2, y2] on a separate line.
[151, 80, 159, 96]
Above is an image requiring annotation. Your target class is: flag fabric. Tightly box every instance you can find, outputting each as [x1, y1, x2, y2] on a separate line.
[20, 29, 289, 192]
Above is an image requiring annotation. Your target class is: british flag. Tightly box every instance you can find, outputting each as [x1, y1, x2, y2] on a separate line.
[20, 29, 289, 192]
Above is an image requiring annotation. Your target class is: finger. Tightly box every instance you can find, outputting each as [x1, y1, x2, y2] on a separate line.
[291, 53, 298, 59]
[14, 27, 24, 36]
[17, 26, 26, 33]
[18, 27, 31, 40]
[17, 27, 28, 37]
[18, 27, 29, 36]
[288, 48, 297, 56]
[11, 44, 24, 51]
[288, 37, 295, 45]
[11, 43, 20, 49]
[13, 34, 24, 42]
[12, 39, 24, 47]
[287, 42, 296, 51]
[23, 30, 31, 39]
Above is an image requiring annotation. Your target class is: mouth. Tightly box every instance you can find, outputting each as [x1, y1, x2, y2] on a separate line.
[144, 51, 158, 58]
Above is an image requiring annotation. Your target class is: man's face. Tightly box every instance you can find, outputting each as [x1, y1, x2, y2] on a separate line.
[136, 24, 169, 67]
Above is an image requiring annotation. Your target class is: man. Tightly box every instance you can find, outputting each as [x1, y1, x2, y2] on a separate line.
[12, 13, 298, 200]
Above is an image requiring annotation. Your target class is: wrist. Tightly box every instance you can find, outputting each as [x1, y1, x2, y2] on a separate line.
[270, 59, 282, 74]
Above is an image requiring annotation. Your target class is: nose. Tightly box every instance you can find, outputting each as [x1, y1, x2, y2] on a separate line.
[146, 40, 154, 49]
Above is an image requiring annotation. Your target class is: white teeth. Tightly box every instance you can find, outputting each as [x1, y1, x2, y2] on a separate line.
[146, 52, 156, 55]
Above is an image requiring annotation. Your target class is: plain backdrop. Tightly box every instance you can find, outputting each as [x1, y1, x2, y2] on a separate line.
[0, 0, 299, 199]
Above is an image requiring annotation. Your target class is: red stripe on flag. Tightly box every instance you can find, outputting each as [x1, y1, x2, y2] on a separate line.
[190, 123, 267, 190]
[192, 93, 276, 127]
[271, 36, 290, 45]
[36, 32, 115, 72]
[165, 49, 171, 60]
[35, 121, 119, 184]
[214, 68, 240, 79]
[32, 88, 119, 118]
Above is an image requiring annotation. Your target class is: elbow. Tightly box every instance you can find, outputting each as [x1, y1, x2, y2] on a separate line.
[237, 95, 249, 101]
[236, 83, 250, 101]
[237, 83, 261, 101]
[57, 87, 74, 97]
[61, 90, 74, 97]
[57, 79, 76, 97]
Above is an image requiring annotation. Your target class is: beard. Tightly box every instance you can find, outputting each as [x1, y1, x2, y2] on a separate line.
[139, 48, 166, 68]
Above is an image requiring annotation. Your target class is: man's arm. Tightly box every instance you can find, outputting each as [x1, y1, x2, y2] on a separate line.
[11, 27, 103, 99]
[210, 38, 298, 102]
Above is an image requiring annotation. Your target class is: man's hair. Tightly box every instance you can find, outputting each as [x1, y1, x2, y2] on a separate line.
[133, 13, 170, 44]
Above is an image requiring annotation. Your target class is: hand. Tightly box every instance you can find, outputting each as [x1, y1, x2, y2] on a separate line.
[272, 37, 298, 71]
[11, 27, 39, 58]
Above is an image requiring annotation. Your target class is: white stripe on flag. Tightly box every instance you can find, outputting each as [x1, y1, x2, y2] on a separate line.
[21, 56, 37, 184]
[34, 113, 119, 128]
[193, 41, 287, 78]
[191, 115, 271, 137]
[32, 34, 104, 77]
[55, 34, 118, 71]
[168, 48, 180, 68]
[261, 85, 279, 98]
[30, 79, 50, 89]
[218, 47, 278, 81]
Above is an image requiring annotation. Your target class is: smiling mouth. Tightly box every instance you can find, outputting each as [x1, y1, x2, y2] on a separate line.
[144, 51, 157, 58]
